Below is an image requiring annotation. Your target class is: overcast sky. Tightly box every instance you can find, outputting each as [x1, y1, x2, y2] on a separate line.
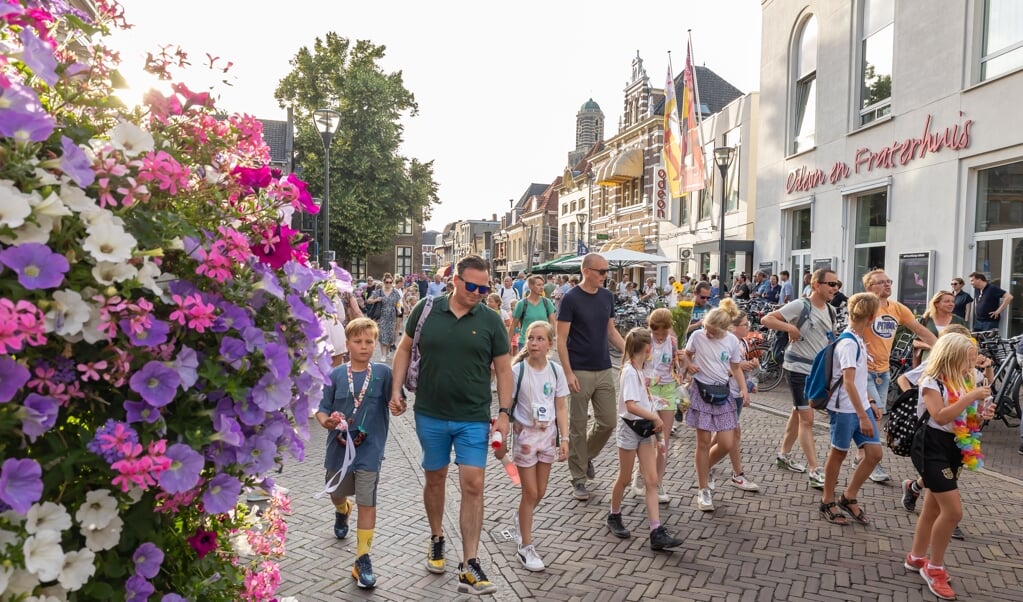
[111, 1, 762, 231]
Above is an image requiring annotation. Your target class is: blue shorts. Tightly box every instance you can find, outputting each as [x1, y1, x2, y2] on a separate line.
[414, 412, 489, 471]
[867, 371, 891, 413]
[828, 410, 881, 452]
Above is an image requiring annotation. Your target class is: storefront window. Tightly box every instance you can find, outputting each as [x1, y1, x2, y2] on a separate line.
[976, 160, 1023, 232]
[853, 191, 887, 291]
[792, 207, 811, 249]
[982, 0, 1023, 80]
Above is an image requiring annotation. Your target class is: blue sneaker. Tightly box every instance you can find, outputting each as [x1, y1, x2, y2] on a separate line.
[352, 554, 376, 588]
[333, 509, 350, 539]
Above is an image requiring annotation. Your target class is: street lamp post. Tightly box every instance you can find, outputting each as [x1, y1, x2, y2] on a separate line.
[313, 108, 341, 266]
[714, 146, 736, 292]
[575, 212, 588, 256]
[311, 197, 321, 262]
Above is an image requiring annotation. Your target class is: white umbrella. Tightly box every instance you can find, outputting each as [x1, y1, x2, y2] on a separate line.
[560, 248, 677, 270]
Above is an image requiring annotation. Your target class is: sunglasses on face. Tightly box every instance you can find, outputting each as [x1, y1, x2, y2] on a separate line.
[336, 425, 367, 447]
[463, 281, 491, 295]
[820, 281, 841, 288]
[699, 295, 711, 300]
[951, 282, 961, 286]
[587, 267, 609, 275]
[384, 280, 392, 284]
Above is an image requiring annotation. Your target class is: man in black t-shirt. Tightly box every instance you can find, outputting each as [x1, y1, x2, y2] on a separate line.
[557, 253, 626, 501]
[969, 271, 1013, 331]
[731, 274, 751, 300]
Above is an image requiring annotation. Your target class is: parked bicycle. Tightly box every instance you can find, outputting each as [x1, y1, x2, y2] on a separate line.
[979, 332, 1023, 428]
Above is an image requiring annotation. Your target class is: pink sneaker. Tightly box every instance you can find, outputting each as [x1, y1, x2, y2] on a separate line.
[920, 565, 957, 600]
[903, 553, 927, 572]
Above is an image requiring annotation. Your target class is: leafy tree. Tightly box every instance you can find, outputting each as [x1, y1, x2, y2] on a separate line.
[275, 33, 439, 264]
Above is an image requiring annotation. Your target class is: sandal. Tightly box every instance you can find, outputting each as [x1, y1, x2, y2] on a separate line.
[819, 502, 848, 525]
[837, 494, 869, 525]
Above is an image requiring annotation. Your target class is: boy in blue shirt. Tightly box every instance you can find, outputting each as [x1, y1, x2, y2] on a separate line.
[316, 317, 406, 589]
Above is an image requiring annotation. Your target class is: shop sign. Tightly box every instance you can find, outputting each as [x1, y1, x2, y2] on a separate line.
[786, 114, 974, 194]
[656, 168, 668, 219]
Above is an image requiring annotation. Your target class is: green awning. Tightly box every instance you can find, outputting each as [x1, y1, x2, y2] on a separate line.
[530, 254, 581, 274]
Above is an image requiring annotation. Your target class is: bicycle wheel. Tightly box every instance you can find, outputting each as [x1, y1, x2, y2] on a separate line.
[756, 354, 785, 392]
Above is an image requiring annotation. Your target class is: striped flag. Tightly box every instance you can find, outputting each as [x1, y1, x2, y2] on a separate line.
[681, 42, 705, 192]
[663, 64, 684, 199]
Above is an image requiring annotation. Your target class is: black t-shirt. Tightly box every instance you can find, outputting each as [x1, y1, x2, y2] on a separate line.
[952, 290, 972, 319]
[732, 283, 751, 300]
[830, 291, 848, 308]
[974, 283, 1007, 321]
[557, 285, 615, 371]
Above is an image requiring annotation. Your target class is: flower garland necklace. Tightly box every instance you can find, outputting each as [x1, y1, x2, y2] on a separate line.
[943, 375, 984, 471]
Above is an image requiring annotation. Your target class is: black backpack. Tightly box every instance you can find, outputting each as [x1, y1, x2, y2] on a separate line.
[885, 382, 941, 457]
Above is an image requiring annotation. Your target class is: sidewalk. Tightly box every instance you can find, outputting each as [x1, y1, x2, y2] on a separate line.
[276, 380, 1023, 601]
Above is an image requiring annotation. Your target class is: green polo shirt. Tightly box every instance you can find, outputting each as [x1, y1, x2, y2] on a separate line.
[404, 295, 510, 422]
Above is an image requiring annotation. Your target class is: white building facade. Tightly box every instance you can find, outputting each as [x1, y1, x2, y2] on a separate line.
[757, 0, 1023, 333]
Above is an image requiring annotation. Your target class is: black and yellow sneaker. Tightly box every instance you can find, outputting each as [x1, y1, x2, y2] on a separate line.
[352, 554, 376, 589]
[425, 535, 445, 574]
[456, 558, 497, 595]
[333, 505, 350, 539]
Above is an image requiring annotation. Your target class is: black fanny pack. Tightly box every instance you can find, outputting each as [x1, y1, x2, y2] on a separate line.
[696, 380, 731, 405]
[621, 417, 656, 438]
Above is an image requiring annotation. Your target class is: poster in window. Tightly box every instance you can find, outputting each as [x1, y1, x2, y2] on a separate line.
[758, 261, 775, 277]
[897, 252, 933, 316]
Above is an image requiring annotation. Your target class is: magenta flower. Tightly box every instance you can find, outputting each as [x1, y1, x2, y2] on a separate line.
[59, 136, 95, 187]
[202, 473, 241, 515]
[132, 542, 164, 579]
[0, 457, 43, 513]
[20, 393, 59, 441]
[157, 443, 203, 494]
[232, 165, 271, 190]
[129, 361, 180, 408]
[0, 356, 30, 403]
[0, 242, 70, 290]
[186, 528, 218, 559]
[19, 29, 58, 87]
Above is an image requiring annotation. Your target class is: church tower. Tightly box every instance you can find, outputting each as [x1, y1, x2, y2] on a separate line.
[569, 98, 604, 167]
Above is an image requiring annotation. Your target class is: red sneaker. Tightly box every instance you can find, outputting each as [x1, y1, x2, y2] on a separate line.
[920, 565, 956, 600]
[903, 553, 927, 572]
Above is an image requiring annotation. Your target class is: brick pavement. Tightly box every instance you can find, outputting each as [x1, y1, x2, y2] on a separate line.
[276, 374, 1023, 601]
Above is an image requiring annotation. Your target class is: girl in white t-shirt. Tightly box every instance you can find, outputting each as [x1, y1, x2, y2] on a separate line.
[505, 321, 569, 572]
[906, 333, 994, 600]
[636, 308, 683, 503]
[607, 327, 684, 551]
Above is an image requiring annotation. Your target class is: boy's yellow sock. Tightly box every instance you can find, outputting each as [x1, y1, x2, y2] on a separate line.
[334, 499, 351, 515]
[357, 528, 374, 556]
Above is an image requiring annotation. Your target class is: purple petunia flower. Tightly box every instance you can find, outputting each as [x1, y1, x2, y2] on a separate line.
[161, 594, 187, 602]
[263, 343, 290, 380]
[129, 361, 180, 407]
[234, 396, 265, 427]
[0, 356, 30, 403]
[254, 265, 284, 299]
[219, 336, 247, 369]
[286, 294, 317, 325]
[0, 457, 43, 513]
[158, 443, 204, 494]
[119, 317, 170, 348]
[133, 542, 164, 579]
[332, 264, 353, 284]
[212, 413, 243, 447]
[240, 434, 278, 475]
[241, 326, 266, 353]
[172, 345, 198, 389]
[123, 400, 161, 424]
[212, 302, 251, 333]
[0, 104, 56, 143]
[125, 574, 155, 602]
[316, 288, 336, 315]
[0, 81, 41, 113]
[250, 372, 292, 412]
[202, 473, 241, 515]
[19, 29, 59, 87]
[0, 243, 70, 290]
[59, 136, 95, 187]
[283, 262, 316, 293]
[20, 393, 59, 441]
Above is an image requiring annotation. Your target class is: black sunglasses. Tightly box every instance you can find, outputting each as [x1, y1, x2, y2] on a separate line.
[587, 267, 609, 275]
[463, 281, 491, 295]
[699, 295, 711, 300]
[821, 281, 841, 288]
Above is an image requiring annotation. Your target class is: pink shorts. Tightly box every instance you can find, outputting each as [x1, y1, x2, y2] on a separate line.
[512, 424, 557, 467]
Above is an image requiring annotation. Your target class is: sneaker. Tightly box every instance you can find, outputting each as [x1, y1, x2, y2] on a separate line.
[606, 512, 631, 538]
[586, 460, 596, 480]
[457, 559, 498, 595]
[516, 544, 545, 572]
[731, 473, 760, 492]
[572, 483, 591, 501]
[245, 486, 271, 502]
[657, 486, 670, 505]
[631, 472, 645, 497]
[352, 554, 377, 589]
[696, 488, 714, 512]
[920, 565, 957, 601]
[869, 464, 892, 483]
[776, 453, 807, 473]
[952, 525, 965, 540]
[425, 535, 445, 574]
[649, 526, 684, 551]
[333, 507, 350, 539]
[692, 475, 717, 491]
[807, 467, 825, 490]
[901, 479, 920, 513]
[903, 553, 928, 572]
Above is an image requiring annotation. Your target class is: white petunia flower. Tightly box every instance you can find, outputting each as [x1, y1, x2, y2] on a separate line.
[80, 304, 110, 345]
[32, 191, 73, 218]
[59, 183, 96, 213]
[33, 585, 69, 601]
[74, 490, 118, 531]
[0, 179, 33, 228]
[108, 120, 154, 157]
[81, 514, 122, 552]
[91, 261, 138, 285]
[231, 532, 254, 556]
[33, 167, 60, 186]
[1, 508, 26, 526]
[25, 596, 65, 602]
[82, 219, 137, 263]
[23, 529, 64, 582]
[5, 568, 39, 597]
[25, 502, 72, 535]
[0, 214, 56, 245]
[0, 566, 11, 595]
[0, 526, 18, 548]
[78, 205, 124, 229]
[58, 548, 96, 591]
[44, 290, 91, 337]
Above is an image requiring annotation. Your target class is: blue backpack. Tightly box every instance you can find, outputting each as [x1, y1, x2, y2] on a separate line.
[804, 332, 860, 410]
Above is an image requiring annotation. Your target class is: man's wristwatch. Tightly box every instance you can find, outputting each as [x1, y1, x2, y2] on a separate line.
[498, 407, 512, 417]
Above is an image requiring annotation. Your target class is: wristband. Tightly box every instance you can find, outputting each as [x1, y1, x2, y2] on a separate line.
[498, 407, 512, 417]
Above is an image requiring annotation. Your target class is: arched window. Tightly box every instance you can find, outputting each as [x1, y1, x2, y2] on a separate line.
[792, 15, 818, 154]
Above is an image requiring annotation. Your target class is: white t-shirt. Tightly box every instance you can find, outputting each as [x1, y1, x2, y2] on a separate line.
[498, 285, 519, 311]
[830, 330, 869, 413]
[644, 335, 676, 385]
[903, 363, 926, 388]
[511, 360, 569, 427]
[729, 337, 754, 397]
[618, 363, 652, 419]
[916, 370, 984, 433]
[685, 330, 742, 386]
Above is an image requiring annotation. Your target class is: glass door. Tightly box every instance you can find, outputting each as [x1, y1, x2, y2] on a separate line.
[790, 252, 811, 287]
[973, 237, 1023, 337]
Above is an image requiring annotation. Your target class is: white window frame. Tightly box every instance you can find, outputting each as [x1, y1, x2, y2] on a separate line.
[791, 14, 818, 155]
[857, 0, 894, 126]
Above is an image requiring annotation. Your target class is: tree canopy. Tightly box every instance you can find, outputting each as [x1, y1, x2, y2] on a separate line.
[275, 33, 439, 263]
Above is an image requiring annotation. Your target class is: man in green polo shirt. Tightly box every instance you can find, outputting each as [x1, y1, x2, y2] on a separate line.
[390, 255, 512, 596]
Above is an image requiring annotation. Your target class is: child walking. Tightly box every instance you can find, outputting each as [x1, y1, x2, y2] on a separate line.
[683, 301, 749, 511]
[905, 333, 994, 600]
[315, 317, 404, 589]
[818, 293, 881, 527]
[607, 327, 685, 551]
[500, 321, 569, 571]
[635, 308, 683, 503]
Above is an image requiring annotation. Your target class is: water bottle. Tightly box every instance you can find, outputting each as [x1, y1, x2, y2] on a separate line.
[500, 454, 521, 486]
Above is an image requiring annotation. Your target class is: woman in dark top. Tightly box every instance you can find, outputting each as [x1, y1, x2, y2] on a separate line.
[765, 274, 782, 304]
[950, 277, 972, 322]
